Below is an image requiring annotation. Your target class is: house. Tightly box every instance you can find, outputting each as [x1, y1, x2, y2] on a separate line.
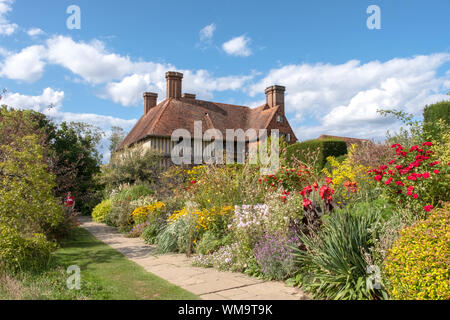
[117, 71, 297, 166]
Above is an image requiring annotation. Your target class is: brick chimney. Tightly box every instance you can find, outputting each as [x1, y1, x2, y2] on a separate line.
[265, 85, 285, 113]
[182, 93, 196, 99]
[166, 71, 183, 99]
[143, 92, 158, 114]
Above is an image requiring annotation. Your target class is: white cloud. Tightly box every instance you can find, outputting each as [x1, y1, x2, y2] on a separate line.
[0, 0, 17, 35]
[27, 27, 45, 36]
[0, 45, 47, 82]
[1, 87, 137, 131]
[249, 54, 450, 140]
[46, 36, 136, 84]
[199, 23, 216, 42]
[1, 87, 64, 111]
[222, 35, 252, 57]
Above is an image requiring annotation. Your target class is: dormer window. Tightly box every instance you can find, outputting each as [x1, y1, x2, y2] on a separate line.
[276, 115, 283, 123]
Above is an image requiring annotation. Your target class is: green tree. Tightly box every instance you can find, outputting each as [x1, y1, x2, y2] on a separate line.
[51, 122, 104, 215]
[109, 126, 126, 155]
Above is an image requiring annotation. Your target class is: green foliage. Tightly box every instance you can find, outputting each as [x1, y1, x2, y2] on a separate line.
[104, 184, 154, 232]
[286, 138, 348, 169]
[293, 204, 388, 300]
[101, 144, 163, 191]
[423, 100, 450, 125]
[384, 204, 450, 300]
[51, 121, 104, 215]
[0, 224, 56, 273]
[108, 126, 126, 154]
[92, 199, 112, 223]
[195, 231, 231, 255]
[0, 135, 63, 234]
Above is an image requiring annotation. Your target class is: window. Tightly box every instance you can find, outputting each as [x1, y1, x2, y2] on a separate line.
[286, 133, 291, 142]
[277, 115, 283, 123]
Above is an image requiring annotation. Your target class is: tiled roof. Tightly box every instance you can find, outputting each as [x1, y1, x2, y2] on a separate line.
[118, 98, 286, 150]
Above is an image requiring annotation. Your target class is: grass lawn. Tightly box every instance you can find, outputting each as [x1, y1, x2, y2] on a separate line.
[0, 228, 199, 300]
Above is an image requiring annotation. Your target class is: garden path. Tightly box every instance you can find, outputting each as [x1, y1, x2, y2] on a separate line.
[79, 216, 310, 300]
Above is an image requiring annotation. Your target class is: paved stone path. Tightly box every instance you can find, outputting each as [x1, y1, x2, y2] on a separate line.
[78, 217, 309, 300]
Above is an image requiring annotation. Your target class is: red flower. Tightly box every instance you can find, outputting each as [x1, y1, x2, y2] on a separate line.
[422, 142, 432, 147]
[433, 169, 440, 174]
[395, 181, 404, 186]
[406, 191, 413, 196]
[303, 185, 312, 194]
[190, 180, 197, 185]
[325, 177, 333, 185]
[424, 205, 434, 212]
[422, 172, 430, 179]
[407, 186, 414, 191]
[429, 161, 439, 167]
[391, 143, 402, 148]
[388, 159, 396, 165]
[385, 177, 393, 185]
[395, 165, 403, 170]
[374, 175, 382, 181]
[319, 185, 332, 200]
[413, 193, 418, 199]
[303, 199, 312, 208]
[410, 145, 419, 152]
[312, 182, 319, 191]
[407, 174, 417, 181]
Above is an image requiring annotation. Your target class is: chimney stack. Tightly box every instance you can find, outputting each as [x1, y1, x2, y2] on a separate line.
[182, 93, 196, 99]
[143, 92, 158, 114]
[166, 71, 183, 99]
[265, 85, 285, 113]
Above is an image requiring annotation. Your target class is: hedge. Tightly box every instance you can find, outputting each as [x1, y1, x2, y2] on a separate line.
[285, 138, 348, 169]
[423, 101, 450, 125]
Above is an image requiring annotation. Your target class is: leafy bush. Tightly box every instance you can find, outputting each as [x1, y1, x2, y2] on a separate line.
[286, 138, 347, 169]
[101, 144, 163, 191]
[195, 231, 231, 255]
[131, 201, 165, 225]
[0, 224, 56, 273]
[92, 199, 112, 223]
[105, 184, 154, 232]
[293, 205, 387, 300]
[384, 204, 450, 300]
[368, 141, 449, 217]
[423, 100, 450, 125]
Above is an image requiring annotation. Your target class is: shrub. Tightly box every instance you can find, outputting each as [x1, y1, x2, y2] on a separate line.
[423, 100, 450, 126]
[384, 204, 450, 300]
[131, 201, 165, 225]
[293, 205, 387, 300]
[368, 141, 449, 217]
[105, 184, 154, 232]
[92, 199, 112, 223]
[0, 224, 56, 273]
[253, 232, 300, 280]
[195, 231, 231, 255]
[101, 144, 163, 190]
[286, 138, 347, 169]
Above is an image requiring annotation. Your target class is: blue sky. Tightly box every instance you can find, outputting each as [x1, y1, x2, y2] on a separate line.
[0, 0, 449, 159]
